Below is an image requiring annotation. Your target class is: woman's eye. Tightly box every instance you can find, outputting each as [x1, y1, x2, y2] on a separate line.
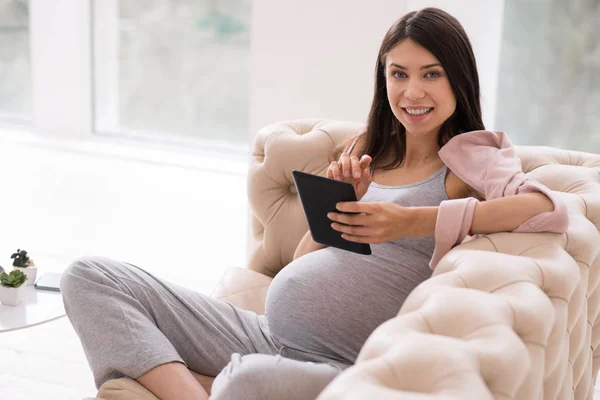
[425, 71, 441, 78]
[392, 71, 407, 79]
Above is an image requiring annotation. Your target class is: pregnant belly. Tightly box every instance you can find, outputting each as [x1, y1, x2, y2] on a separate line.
[264, 248, 404, 363]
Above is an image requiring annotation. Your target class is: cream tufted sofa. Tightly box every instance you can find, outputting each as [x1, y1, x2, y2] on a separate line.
[93, 119, 600, 400]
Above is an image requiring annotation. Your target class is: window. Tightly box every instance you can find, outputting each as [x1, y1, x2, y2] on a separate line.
[495, 0, 599, 152]
[0, 0, 31, 121]
[93, 0, 252, 147]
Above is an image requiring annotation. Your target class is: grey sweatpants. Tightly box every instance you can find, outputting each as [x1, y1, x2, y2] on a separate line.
[60, 257, 350, 400]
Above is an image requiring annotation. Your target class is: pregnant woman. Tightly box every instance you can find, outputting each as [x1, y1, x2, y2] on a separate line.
[61, 7, 566, 400]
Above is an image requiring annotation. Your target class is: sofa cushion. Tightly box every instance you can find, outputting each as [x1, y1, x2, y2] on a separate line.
[96, 377, 159, 400]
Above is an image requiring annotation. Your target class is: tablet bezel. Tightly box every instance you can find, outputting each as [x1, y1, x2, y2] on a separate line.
[292, 170, 372, 255]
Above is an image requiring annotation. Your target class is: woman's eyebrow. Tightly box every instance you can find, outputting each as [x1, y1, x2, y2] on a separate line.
[390, 63, 442, 70]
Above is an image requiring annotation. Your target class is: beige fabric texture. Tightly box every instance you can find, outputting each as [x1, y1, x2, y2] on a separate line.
[95, 119, 600, 399]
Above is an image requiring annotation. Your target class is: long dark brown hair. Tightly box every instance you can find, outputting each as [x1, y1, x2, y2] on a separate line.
[354, 8, 485, 170]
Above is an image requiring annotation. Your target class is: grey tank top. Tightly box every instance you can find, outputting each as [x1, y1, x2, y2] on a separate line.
[264, 165, 449, 365]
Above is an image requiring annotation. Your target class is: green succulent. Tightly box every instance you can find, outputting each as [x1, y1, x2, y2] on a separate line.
[11, 249, 34, 268]
[0, 270, 28, 288]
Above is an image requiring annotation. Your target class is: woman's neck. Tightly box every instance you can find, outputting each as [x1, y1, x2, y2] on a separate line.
[402, 134, 441, 169]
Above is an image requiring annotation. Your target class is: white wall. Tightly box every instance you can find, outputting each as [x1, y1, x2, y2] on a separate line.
[248, 0, 408, 135]
[249, 0, 505, 135]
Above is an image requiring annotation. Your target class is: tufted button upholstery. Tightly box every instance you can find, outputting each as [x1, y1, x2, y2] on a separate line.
[95, 120, 600, 399]
[247, 119, 364, 278]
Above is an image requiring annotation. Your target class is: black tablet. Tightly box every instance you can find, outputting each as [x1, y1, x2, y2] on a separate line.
[292, 170, 371, 255]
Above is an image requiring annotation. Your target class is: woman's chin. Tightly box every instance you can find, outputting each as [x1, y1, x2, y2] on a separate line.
[402, 124, 437, 137]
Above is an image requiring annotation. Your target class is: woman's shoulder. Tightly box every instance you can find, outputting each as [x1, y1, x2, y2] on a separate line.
[443, 130, 513, 150]
[440, 130, 515, 201]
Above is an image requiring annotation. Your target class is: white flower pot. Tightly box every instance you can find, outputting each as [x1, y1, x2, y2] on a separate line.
[14, 266, 37, 286]
[0, 285, 24, 306]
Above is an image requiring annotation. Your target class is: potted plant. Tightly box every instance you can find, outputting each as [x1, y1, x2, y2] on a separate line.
[11, 249, 37, 286]
[0, 269, 28, 306]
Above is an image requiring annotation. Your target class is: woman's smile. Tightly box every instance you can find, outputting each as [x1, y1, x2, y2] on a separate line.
[402, 106, 434, 123]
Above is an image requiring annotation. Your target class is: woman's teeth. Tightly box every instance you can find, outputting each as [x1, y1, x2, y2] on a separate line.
[405, 108, 432, 116]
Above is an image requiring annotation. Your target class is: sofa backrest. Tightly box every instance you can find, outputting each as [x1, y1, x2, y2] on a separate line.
[247, 119, 363, 278]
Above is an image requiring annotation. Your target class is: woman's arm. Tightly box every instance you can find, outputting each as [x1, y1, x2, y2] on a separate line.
[293, 230, 327, 261]
[409, 192, 554, 237]
[330, 192, 556, 243]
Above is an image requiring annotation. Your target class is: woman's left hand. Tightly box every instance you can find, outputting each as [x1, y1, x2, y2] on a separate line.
[328, 201, 413, 244]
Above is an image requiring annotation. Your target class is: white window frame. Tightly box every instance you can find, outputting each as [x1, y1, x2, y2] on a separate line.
[0, 0, 249, 165]
[90, 0, 249, 155]
[29, 0, 94, 138]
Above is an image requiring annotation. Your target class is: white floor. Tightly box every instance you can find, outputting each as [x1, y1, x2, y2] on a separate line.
[0, 318, 96, 400]
[0, 131, 250, 399]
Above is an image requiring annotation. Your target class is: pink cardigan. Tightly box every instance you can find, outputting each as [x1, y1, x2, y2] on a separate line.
[344, 130, 570, 269]
[430, 130, 569, 269]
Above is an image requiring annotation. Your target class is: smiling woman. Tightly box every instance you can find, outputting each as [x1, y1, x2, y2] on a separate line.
[60, 7, 568, 400]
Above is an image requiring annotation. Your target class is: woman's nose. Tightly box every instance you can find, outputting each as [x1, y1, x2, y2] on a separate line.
[404, 81, 425, 100]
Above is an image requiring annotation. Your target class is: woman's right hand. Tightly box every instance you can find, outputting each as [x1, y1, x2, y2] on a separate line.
[327, 153, 373, 201]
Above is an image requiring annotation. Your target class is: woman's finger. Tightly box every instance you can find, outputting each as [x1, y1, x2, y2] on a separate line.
[350, 156, 361, 179]
[339, 153, 351, 178]
[341, 233, 370, 243]
[328, 161, 342, 180]
[359, 155, 372, 170]
[327, 211, 368, 226]
[331, 221, 373, 237]
[357, 167, 372, 191]
[336, 201, 373, 214]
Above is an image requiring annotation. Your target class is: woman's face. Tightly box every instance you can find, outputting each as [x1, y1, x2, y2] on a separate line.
[385, 39, 456, 139]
